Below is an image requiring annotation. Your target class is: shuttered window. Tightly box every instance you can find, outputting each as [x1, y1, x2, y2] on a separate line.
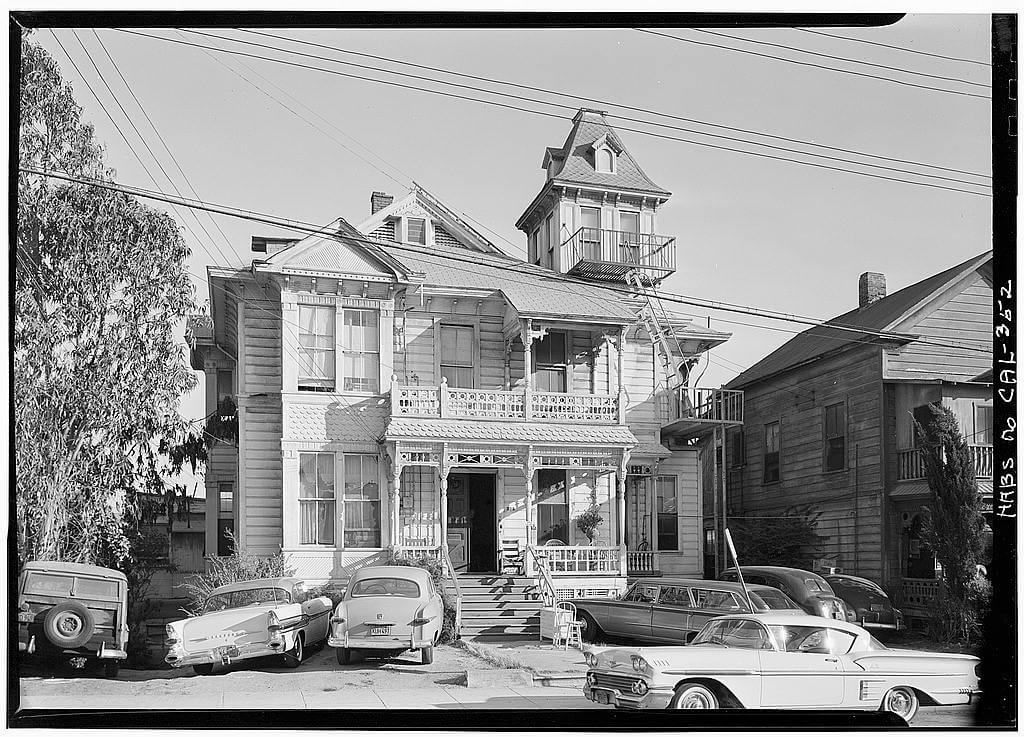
[823, 402, 847, 472]
[763, 422, 780, 483]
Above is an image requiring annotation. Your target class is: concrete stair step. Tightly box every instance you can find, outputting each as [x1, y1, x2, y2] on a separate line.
[461, 601, 542, 611]
[461, 610, 542, 620]
[459, 624, 541, 636]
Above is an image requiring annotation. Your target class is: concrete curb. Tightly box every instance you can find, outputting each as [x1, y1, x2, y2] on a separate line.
[456, 669, 535, 688]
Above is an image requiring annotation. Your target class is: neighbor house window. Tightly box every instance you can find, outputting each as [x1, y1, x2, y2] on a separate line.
[656, 475, 678, 551]
[216, 370, 234, 401]
[218, 482, 234, 516]
[297, 305, 336, 391]
[728, 428, 745, 468]
[823, 401, 847, 472]
[763, 421, 780, 483]
[533, 331, 568, 392]
[343, 309, 380, 393]
[537, 469, 569, 545]
[439, 325, 475, 388]
[217, 482, 234, 556]
[975, 404, 993, 445]
[299, 453, 335, 545]
[344, 455, 381, 548]
[912, 403, 937, 446]
[407, 217, 426, 245]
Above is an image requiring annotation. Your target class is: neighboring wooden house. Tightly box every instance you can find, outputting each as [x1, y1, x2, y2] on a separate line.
[720, 253, 993, 619]
[139, 494, 207, 599]
[187, 109, 743, 636]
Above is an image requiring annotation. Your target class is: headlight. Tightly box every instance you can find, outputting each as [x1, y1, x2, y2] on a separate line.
[586, 672, 597, 686]
[630, 680, 649, 695]
[631, 655, 649, 673]
[584, 652, 597, 667]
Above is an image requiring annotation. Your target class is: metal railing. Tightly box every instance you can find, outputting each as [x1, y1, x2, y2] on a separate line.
[391, 377, 624, 424]
[562, 227, 676, 273]
[660, 387, 745, 427]
[439, 545, 463, 639]
[896, 445, 994, 481]
[526, 546, 557, 607]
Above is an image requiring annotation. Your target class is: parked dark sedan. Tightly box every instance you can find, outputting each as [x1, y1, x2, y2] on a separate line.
[569, 577, 805, 645]
[824, 573, 903, 639]
[720, 566, 856, 621]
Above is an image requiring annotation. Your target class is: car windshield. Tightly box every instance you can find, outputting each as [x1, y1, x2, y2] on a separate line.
[350, 577, 421, 598]
[205, 587, 292, 611]
[832, 577, 886, 595]
[752, 589, 799, 610]
[691, 619, 773, 649]
[767, 624, 857, 655]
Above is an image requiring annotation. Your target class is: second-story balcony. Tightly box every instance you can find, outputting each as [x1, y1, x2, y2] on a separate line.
[897, 444, 993, 481]
[562, 227, 676, 283]
[391, 379, 624, 424]
[659, 386, 745, 437]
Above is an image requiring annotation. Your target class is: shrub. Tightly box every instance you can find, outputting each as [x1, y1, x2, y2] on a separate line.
[575, 505, 604, 544]
[384, 551, 458, 644]
[180, 531, 292, 615]
[728, 504, 824, 569]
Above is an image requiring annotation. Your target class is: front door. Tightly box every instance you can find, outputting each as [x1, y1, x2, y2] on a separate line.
[448, 473, 497, 573]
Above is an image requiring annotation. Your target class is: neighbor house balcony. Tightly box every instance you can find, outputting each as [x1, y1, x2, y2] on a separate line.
[562, 227, 676, 283]
[391, 378, 624, 424]
[659, 386, 745, 437]
[896, 444, 993, 481]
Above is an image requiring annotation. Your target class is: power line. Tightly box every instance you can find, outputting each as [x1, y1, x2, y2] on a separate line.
[21, 166, 993, 357]
[111, 28, 992, 199]
[636, 28, 992, 101]
[234, 27, 990, 181]
[176, 28, 988, 190]
[691, 28, 990, 89]
[796, 28, 992, 68]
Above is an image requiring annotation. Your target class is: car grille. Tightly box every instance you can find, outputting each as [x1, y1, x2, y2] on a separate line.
[593, 672, 643, 692]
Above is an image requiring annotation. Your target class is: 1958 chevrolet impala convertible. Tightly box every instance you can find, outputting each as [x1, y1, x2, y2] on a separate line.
[165, 577, 332, 675]
[583, 612, 980, 723]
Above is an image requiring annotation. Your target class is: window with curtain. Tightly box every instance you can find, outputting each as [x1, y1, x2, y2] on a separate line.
[342, 309, 380, 393]
[297, 305, 336, 391]
[407, 217, 426, 244]
[218, 482, 234, 517]
[656, 475, 678, 551]
[533, 331, 567, 392]
[344, 455, 381, 548]
[975, 404, 993, 445]
[580, 207, 601, 260]
[764, 421, 780, 483]
[439, 324, 475, 388]
[299, 453, 335, 545]
[537, 469, 569, 545]
[823, 402, 847, 472]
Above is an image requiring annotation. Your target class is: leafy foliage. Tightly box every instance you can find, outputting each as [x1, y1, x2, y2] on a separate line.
[179, 531, 293, 616]
[915, 403, 988, 644]
[121, 530, 173, 663]
[385, 551, 458, 644]
[205, 396, 238, 446]
[574, 505, 604, 544]
[15, 36, 196, 568]
[728, 504, 824, 569]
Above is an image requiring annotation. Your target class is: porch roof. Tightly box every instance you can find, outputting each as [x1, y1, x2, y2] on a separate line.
[890, 480, 992, 499]
[385, 418, 637, 446]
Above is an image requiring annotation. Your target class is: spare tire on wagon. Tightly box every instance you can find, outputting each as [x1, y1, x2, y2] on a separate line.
[42, 602, 95, 649]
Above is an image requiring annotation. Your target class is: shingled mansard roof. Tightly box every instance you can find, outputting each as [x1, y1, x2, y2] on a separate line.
[727, 251, 993, 389]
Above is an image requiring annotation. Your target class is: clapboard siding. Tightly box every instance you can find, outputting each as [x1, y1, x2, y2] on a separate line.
[243, 304, 283, 394]
[241, 403, 284, 554]
[656, 449, 703, 576]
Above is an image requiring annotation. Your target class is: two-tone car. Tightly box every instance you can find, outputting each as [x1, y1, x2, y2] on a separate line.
[583, 612, 980, 723]
[721, 566, 856, 621]
[569, 577, 805, 645]
[824, 573, 903, 639]
[328, 566, 443, 666]
[165, 577, 332, 675]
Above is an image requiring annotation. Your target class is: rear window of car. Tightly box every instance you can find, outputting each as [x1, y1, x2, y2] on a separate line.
[832, 577, 885, 595]
[350, 578, 421, 598]
[74, 577, 120, 599]
[658, 586, 692, 606]
[205, 587, 292, 611]
[23, 573, 73, 597]
[752, 588, 798, 610]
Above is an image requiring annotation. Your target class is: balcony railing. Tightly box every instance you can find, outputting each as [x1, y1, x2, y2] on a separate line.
[660, 387, 745, 432]
[562, 227, 676, 281]
[536, 545, 623, 575]
[391, 379, 624, 424]
[896, 445, 993, 481]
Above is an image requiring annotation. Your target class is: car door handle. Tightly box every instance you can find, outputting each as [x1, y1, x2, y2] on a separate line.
[824, 657, 839, 663]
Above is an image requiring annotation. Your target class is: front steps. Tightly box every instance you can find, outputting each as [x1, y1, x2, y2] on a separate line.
[455, 574, 542, 640]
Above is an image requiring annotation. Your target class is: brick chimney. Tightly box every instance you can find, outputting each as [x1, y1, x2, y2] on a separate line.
[859, 272, 887, 308]
[370, 191, 394, 215]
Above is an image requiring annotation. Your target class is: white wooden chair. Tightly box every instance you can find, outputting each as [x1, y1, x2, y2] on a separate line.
[553, 601, 584, 650]
[499, 538, 524, 575]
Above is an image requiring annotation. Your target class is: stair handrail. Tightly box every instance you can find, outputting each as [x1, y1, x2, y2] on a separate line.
[526, 545, 557, 608]
[439, 544, 463, 639]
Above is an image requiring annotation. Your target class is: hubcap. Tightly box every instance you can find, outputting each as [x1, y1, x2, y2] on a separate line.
[678, 690, 713, 708]
[888, 691, 911, 716]
[58, 615, 82, 635]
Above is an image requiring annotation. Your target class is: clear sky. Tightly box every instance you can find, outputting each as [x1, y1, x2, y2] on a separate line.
[34, 15, 993, 426]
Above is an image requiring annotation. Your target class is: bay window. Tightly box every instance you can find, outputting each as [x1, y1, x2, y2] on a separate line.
[342, 309, 380, 393]
[344, 455, 381, 548]
[297, 305, 336, 391]
[299, 453, 336, 545]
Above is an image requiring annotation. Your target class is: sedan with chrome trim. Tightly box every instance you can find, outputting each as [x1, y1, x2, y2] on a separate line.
[328, 566, 442, 666]
[582, 612, 979, 723]
[164, 577, 332, 675]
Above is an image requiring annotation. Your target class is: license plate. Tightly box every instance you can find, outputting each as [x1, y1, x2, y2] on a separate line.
[870, 604, 885, 612]
[216, 645, 239, 658]
[593, 689, 612, 705]
[369, 626, 391, 636]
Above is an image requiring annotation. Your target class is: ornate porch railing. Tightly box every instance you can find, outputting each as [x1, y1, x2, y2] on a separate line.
[660, 387, 745, 427]
[899, 577, 941, 621]
[896, 445, 994, 481]
[526, 546, 557, 608]
[394, 544, 441, 559]
[541, 546, 622, 575]
[627, 549, 659, 574]
[391, 377, 623, 424]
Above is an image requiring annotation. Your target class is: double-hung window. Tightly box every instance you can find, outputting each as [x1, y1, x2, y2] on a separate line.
[580, 207, 601, 261]
[299, 453, 336, 545]
[533, 331, 568, 392]
[343, 309, 380, 393]
[823, 402, 847, 472]
[297, 306, 336, 391]
[763, 421, 781, 483]
[619, 211, 640, 264]
[344, 455, 381, 548]
[439, 324, 475, 388]
[656, 475, 678, 551]
[975, 404, 993, 445]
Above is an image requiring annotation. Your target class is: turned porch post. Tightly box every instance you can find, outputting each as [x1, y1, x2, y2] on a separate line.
[523, 449, 536, 576]
[616, 326, 627, 424]
[616, 452, 630, 576]
[439, 448, 450, 554]
[390, 463, 403, 549]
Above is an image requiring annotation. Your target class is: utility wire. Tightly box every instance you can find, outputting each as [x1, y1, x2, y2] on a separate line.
[691, 28, 990, 89]
[111, 29, 992, 199]
[636, 28, 992, 101]
[21, 166, 993, 357]
[235, 27, 990, 181]
[175, 28, 988, 190]
[796, 28, 992, 68]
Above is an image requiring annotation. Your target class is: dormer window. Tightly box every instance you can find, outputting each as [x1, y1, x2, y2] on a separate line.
[596, 147, 614, 173]
[407, 217, 426, 245]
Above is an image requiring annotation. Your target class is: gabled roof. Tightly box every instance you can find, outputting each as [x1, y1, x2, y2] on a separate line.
[545, 109, 670, 196]
[727, 251, 993, 389]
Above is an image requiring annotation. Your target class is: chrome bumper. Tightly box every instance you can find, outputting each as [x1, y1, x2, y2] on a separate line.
[328, 633, 431, 650]
[583, 684, 674, 710]
[165, 639, 284, 668]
